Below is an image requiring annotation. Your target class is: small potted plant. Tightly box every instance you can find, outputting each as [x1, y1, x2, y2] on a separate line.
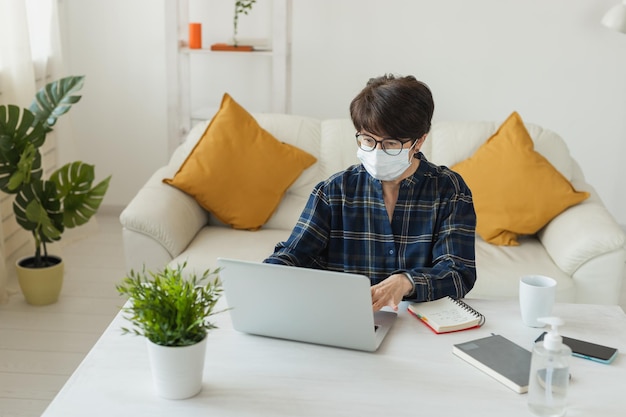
[233, 0, 256, 46]
[0, 76, 111, 305]
[116, 262, 225, 399]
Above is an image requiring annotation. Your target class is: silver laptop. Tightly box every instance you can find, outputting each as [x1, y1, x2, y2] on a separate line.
[216, 258, 397, 352]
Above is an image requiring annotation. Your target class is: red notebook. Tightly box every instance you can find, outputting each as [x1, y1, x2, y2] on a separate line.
[407, 296, 485, 334]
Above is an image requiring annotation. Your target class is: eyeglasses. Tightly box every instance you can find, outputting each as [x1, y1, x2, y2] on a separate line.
[355, 133, 414, 156]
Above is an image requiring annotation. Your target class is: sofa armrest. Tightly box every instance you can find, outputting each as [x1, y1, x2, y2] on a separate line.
[538, 189, 626, 304]
[119, 166, 210, 271]
[538, 190, 625, 275]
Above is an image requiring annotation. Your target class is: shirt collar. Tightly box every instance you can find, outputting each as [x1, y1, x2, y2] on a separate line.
[402, 152, 428, 186]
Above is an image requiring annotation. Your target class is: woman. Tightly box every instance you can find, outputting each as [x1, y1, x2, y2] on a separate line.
[265, 74, 476, 311]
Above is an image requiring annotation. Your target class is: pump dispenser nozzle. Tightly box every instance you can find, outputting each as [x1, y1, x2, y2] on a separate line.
[538, 317, 564, 351]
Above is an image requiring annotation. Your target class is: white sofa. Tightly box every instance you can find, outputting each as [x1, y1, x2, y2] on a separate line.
[120, 114, 626, 305]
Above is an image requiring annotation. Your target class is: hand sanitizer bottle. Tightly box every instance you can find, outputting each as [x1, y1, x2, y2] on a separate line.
[528, 317, 572, 417]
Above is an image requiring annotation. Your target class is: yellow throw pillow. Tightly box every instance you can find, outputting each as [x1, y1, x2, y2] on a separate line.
[451, 111, 589, 246]
[164, 93, 317, 230]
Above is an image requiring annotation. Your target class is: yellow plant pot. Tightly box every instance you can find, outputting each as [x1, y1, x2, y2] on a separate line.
[16, 255, 64, 306]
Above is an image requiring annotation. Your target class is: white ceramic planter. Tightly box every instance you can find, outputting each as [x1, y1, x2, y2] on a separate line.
[146, 335, 208, 400]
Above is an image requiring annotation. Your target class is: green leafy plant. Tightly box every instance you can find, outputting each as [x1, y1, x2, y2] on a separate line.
[0, 75, 111, 267]
[116, 263, 226, 347]
[233, 0, 256, 46]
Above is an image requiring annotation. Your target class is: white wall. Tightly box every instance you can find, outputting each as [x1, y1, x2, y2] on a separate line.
[59, 0, 171, 211]
[61, 0, 626, 227]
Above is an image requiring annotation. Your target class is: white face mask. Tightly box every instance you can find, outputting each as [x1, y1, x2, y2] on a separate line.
[357, 146, 415, 181]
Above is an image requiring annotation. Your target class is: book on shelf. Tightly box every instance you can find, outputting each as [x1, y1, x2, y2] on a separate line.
[407, 296, 485, 334]
[209, 43, 254, 52]
[453, 334, 532, 394]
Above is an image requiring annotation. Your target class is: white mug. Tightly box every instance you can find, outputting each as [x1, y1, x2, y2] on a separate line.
[519, 275, 557, 327]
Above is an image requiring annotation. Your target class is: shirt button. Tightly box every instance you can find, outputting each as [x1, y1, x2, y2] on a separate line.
[389, 249, 394, 255]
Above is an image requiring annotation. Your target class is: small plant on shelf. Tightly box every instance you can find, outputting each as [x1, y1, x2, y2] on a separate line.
[233, 0, 256, 46]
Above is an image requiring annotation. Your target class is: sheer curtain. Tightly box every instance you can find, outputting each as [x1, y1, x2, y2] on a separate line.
[0, 0, 65, 303]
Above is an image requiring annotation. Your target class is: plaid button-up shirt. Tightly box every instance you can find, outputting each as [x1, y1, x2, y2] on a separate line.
[265, 153, 477, 302]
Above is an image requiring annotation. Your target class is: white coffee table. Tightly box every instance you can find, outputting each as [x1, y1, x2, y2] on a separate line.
[41, 299, 626, 417]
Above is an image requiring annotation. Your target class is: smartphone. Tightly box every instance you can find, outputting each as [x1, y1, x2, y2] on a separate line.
[535, 332, 619, 364]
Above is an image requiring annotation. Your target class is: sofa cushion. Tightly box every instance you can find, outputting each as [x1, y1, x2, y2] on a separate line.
[466, 236, 575, 302]
[451, 111, 589, 246]
[428, 121, 577, 182]
[163, 93, 317, 230]
[170, 227, 292, 277]
[318, 119, 361, 179]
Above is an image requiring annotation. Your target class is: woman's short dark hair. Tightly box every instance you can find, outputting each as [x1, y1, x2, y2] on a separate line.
[349, 74, 434, 140]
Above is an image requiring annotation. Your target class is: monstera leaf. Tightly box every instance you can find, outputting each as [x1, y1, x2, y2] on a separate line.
[13, 179, 64, 245]
[29, 76, 84, 132]
[50, 161, 112, 228]
[0, 105, 45, 194]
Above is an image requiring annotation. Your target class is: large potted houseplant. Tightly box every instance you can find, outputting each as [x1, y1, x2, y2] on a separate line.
[0, 75, 111, 305]
[116, 262, 225, 400]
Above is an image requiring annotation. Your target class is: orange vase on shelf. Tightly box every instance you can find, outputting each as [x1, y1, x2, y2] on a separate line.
[189, 23, 202, 49]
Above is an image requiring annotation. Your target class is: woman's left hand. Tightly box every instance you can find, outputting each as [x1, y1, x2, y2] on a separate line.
[370, 273, 413, 311]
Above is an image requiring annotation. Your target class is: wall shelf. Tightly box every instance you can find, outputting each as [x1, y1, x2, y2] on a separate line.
[181, 48, 275, 56]
[165, 0, 292, 152]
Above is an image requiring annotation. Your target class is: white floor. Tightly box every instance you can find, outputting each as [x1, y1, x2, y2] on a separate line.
[0, 214, 127, 417]
[0, 214, 625, 417]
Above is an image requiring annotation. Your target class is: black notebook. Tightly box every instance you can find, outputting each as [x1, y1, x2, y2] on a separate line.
[452, 334, 532, 393]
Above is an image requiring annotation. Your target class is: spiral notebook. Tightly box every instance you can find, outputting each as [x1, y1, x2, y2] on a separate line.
[407, 296, 485, 334]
